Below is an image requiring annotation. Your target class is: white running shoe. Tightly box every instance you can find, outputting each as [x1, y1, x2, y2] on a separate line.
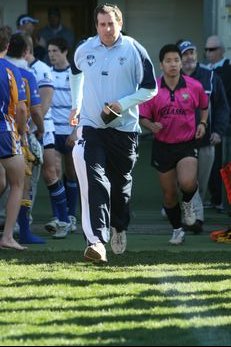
[169, 228, 185, 245]
[69, 215, 77, 233]
[45, 217, 58, 233]
[52, 221, 71, 239]
[182, 200, 196, 226]
[110, 227, 127, 254]
[84, 242, 107, 263]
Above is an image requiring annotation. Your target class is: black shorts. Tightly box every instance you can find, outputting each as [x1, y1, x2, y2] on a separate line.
[151, 139, 198, 173]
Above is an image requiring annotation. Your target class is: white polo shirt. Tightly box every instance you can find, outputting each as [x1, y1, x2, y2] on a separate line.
[74, 34, 157, 132]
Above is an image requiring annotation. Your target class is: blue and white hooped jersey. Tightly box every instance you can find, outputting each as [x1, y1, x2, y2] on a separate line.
[29, 59, 55, 132]
[50, 66, 73, 135]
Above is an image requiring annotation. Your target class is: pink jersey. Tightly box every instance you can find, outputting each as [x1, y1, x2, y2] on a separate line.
[139, 75, 208, 144]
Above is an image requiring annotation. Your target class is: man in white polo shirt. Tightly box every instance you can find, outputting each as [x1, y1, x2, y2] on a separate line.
[69, 3, 157, 263]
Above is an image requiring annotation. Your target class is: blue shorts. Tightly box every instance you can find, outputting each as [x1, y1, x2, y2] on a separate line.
[55, 134, 72, 154]
[0, 132, 22, 159]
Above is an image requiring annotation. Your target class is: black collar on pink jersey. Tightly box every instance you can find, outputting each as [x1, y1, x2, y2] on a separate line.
[161, 74, 186, 91]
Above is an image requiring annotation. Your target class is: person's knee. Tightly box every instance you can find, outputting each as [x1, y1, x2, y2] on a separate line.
[42, 167, 57, 186]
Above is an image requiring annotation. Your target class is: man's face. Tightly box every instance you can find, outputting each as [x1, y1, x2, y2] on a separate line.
[96, 12, 122, 47]
[48, 14, 60, 29]
[181, 49, 197, 72]
[48, 44, 66, 67]
[160, 52, 182, 78]
[22, 22, 35, 35]
[205, 38, 223, 64]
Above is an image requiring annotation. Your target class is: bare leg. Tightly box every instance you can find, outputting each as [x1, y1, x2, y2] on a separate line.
[0, 155, 27, 250]
[0, 164, 8, 225]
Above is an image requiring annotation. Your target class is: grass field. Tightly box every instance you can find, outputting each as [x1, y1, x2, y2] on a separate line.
[1, 137, 231, 346]
[0, 234, 231, 346]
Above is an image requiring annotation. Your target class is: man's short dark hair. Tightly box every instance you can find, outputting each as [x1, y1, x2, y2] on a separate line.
[159, 44, 182, 62]
[0, 26, 11, 52]
[94, 3, 122, 26]
[48, 6, 61, 17]
[7, 33, 28, 58]
[47, 37, 69, 52]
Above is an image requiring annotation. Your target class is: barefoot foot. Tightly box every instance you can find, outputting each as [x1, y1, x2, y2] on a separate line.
[0, 238, 27, 250]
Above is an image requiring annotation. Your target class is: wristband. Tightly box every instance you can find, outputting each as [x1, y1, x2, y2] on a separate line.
[200, 121, 207, 129]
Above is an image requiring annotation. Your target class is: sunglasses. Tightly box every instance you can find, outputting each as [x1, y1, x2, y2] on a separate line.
[204, 47, 220, 52]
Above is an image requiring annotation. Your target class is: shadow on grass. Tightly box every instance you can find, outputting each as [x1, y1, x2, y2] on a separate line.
[1, 250, 231, 346]
[3, 324, 231, 346]
[0, 249, 231, 266]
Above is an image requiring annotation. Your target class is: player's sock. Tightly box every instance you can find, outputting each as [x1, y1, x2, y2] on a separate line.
[18, 200, 45, 244]
[47, 180, 69, 223]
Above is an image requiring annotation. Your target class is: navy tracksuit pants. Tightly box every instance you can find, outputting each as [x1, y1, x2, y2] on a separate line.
[72, 126, 138, 245]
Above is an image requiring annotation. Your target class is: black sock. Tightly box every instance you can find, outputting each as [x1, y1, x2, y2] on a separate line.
[164, 203, 182, 229]
[182, 186, 198, 203]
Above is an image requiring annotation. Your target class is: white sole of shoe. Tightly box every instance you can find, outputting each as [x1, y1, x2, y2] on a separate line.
[169, 238, 185, 245]
[52, 232, 68, 239]
[110, 244, 126, 255]
[84, 247, 107, 263]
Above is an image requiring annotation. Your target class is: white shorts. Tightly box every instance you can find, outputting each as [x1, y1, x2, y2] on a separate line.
[43, 131, 55, 148]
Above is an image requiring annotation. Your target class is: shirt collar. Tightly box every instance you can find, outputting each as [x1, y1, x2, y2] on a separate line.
[160, 74, 186, 90]
[207, 57, 226, 70]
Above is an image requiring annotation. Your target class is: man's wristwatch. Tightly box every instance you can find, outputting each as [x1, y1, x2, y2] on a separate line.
[200, 120, 207, 129]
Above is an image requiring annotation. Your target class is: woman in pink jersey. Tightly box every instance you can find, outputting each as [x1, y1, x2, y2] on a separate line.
[139, 44, 208, 245]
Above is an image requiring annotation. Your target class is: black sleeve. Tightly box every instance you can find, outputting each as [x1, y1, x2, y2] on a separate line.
[133, 39, 157, 90]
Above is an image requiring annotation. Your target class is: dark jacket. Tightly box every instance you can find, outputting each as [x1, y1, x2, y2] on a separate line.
[214, 59, 231, 121]
[189, 63, 230, 147]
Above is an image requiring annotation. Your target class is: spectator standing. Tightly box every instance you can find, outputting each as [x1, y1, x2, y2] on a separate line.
[178, 40, 229, 232]
[204, 35, 231, 210]
[38, 7, 75, 65]
[16, 14, 39, 36]
[15, 14, 46, 61]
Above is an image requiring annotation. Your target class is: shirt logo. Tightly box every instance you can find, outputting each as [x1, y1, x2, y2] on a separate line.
[118, 57, 127, 65]
[87, 55, 96, 66]
[158, 106, 186, 116]
[182, 93, 189, 100]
